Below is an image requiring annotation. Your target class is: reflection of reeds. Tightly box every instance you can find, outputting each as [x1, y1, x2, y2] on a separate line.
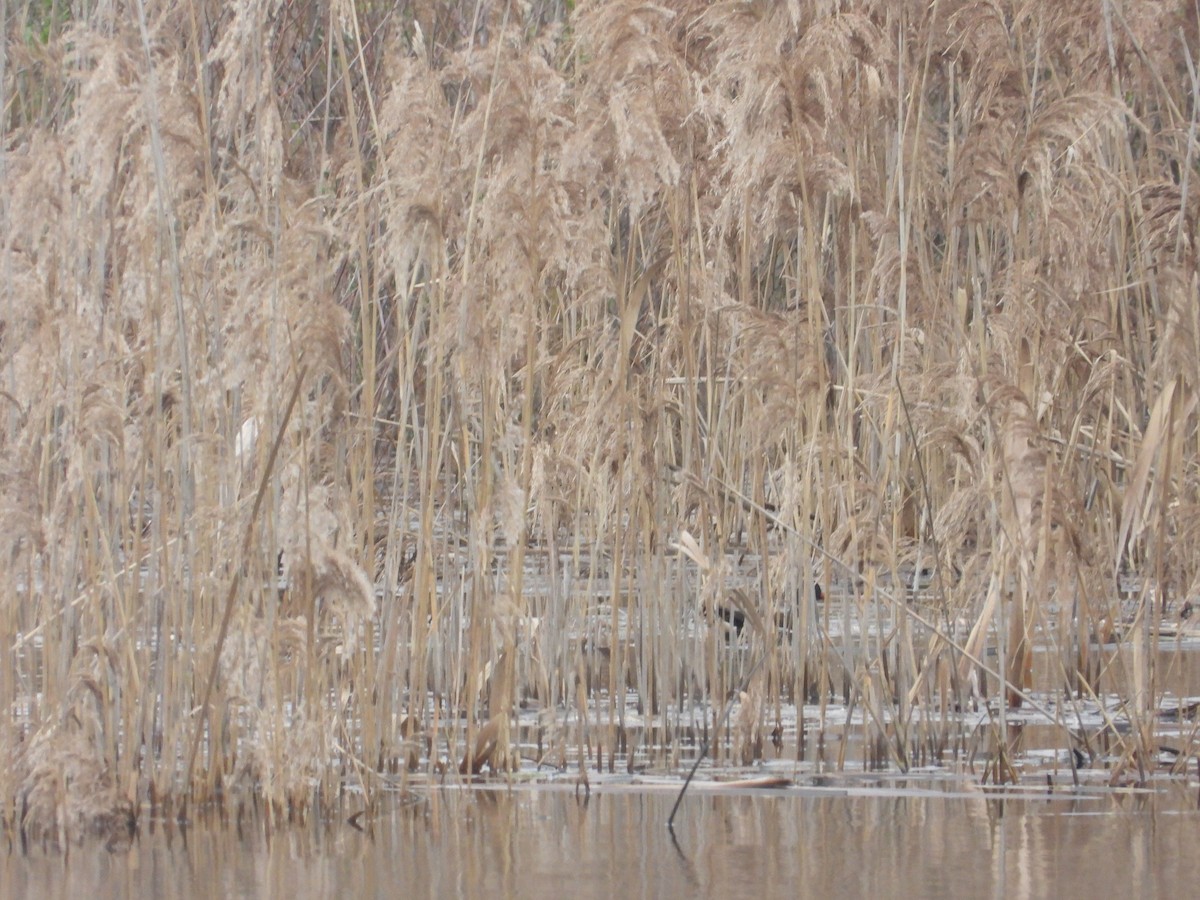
[2, 0, 1199, 838]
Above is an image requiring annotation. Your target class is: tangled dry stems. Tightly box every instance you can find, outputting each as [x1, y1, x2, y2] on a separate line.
[1, 0, 1198, 841]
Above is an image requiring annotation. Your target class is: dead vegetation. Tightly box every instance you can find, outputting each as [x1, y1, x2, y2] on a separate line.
[2, 0, 1199, 841]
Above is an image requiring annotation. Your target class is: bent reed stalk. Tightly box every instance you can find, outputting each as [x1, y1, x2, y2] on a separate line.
[2, 0, 1199, 841]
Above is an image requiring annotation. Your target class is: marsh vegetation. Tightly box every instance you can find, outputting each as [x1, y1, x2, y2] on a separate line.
[2, 0, 1199, 846]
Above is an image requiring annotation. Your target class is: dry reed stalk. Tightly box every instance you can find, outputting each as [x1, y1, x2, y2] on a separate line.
[182, 365, 306, 810]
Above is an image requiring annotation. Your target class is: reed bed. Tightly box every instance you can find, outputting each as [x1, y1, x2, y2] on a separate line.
[2, 0, 1199, 843]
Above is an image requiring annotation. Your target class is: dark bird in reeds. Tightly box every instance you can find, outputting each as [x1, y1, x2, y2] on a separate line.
[715, 583, 824, 636]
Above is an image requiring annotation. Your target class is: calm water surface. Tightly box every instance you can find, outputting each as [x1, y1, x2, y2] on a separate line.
[4, 782, 1199, 899]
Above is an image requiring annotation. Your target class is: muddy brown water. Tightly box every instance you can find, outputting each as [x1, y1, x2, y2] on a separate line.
[4, 781, 1199, 899]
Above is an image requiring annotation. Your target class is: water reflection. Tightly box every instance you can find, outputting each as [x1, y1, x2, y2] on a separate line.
[3, 784, 1198, 898]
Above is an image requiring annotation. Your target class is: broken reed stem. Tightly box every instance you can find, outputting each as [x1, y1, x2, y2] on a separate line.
[667, 646, 770, 832]
[180, 366, 308, 816]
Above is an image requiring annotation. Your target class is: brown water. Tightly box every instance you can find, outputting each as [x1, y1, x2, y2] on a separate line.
[4, 782, 1199, 899]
